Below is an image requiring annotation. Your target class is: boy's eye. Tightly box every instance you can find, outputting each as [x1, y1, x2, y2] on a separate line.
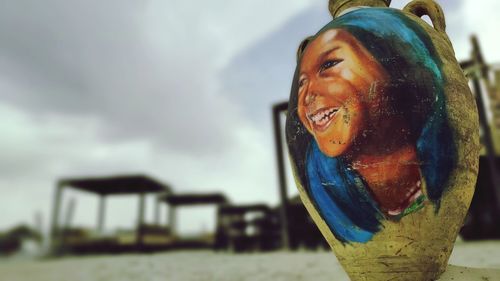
[320, 59, 343, 72]
[298, 77, 307, 88]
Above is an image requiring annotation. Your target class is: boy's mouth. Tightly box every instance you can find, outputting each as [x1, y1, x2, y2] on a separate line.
[307, 107, 339, 131]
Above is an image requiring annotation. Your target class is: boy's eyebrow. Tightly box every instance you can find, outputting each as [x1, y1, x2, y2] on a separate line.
[299, 46, 341, 75]
[317, 46, 341, 65]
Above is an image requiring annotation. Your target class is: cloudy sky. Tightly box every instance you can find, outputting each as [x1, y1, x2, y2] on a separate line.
[1, 0, 499, 235]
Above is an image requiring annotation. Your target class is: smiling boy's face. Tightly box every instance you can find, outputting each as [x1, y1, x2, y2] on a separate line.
[297, 29, 389, 157]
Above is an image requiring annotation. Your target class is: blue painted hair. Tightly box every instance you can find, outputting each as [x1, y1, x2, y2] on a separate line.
[286, 8, 456, 243]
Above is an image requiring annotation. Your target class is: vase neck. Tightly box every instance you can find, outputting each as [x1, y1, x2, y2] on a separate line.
[329, 0, 391, 18]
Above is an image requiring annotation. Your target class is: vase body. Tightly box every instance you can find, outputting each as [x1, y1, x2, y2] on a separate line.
[285, 0, 479, 280]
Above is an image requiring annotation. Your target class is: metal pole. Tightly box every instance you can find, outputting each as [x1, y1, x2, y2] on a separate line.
[273, 102, 290, 250]
[97, 195, 106, 234]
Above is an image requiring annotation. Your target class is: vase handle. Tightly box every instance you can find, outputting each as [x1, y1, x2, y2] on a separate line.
[403, 0, 446, 33]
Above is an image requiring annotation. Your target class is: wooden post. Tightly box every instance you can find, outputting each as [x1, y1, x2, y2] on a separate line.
[492, 70, 500, 153]
[154, 197, 160, 225]
[50, 181, 64, 254]
[136, 194, 145, 247]
[63, 197, 76, 231]
[97, 195, 106, 234]
[34, 211, 43, 243]
[272, 102, 291, 250]
[495, 70, 500, 100]
[168, 205, 176, 235]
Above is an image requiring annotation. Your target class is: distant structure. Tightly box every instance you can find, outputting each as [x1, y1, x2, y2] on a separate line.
[215, 203, 280, 252]
[50, 175, 246, 255]
[214, 199, 326, 252]
[157, 192, 229, 249]
[0, 225, 42, 256]
[459, 36, 500, 240]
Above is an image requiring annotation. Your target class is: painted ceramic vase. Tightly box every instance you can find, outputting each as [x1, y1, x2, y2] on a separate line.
[285, 0, 479, 280]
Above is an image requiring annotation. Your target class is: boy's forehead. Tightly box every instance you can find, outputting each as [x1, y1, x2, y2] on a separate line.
[317, 29, 340, 45]
[306, 29, 353, 54]
[301, 29, 348, 63]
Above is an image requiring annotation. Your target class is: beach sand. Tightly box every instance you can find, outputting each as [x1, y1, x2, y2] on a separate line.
[1, 241, 500, 281]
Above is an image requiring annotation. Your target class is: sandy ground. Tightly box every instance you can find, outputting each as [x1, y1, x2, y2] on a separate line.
[1, 241, 500, 281]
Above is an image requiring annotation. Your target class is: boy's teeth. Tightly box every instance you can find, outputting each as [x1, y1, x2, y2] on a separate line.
[309, 108, 338, 125]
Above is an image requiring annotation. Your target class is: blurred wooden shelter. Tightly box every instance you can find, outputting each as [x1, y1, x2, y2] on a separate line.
[214, 204, 280, 252]
[50, 175, 172, 254]
[212, 199, 327, 252]
[157, 192, 228, 249]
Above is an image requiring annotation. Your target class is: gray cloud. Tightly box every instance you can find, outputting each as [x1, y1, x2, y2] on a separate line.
[0, 0, 237, 154]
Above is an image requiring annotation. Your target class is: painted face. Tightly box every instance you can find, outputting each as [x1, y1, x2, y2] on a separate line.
[297, 29, 389, 157]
